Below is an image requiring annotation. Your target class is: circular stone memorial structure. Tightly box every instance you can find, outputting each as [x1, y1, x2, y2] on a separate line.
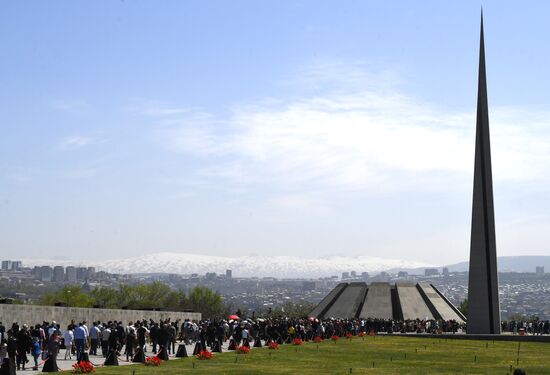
[309, 282, 465, 322]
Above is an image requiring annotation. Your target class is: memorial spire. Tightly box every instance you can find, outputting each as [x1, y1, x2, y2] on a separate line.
[466, 11, 501, 334]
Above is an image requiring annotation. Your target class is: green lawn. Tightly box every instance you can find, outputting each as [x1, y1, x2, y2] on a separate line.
[87, 336, 550, 374]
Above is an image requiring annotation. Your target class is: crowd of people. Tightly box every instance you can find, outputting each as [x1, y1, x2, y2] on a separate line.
[0, 318, 182, 372]
[0, 316, 548, 372]
[501, 320, 550, 335]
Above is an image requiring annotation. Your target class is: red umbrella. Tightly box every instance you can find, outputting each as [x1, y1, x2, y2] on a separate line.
[228, 314, 240, 320]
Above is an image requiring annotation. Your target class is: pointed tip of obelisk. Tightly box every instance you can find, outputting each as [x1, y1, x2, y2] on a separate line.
[480, 7, 484, 28]
[479, 8, 485, 45]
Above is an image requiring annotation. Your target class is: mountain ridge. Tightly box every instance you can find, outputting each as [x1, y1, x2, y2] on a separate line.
[22, 253, 550, 278]
[23, 252, 432, 279]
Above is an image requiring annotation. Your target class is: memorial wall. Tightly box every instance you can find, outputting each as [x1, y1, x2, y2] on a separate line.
[0, 304, 201, 328]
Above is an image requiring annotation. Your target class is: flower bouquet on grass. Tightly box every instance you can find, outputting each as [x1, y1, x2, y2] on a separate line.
[145, 356, 162, 367]
[196, 350, 214, 360]
[330, 335, 339, 343]
[72, 361, 95, 373]
[358, 332, 366, 338]
[313, 336, 323, 343]
[345, 333, 353, 340]
[236, 346, 250, 354]
[268, 342, 279, 350]
[292, 338, 303, 346]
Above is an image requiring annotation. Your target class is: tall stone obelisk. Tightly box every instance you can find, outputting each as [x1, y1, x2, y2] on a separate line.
[467, 12, 501, 334]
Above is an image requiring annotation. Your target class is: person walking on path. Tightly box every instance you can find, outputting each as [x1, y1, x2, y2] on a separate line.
[31, 337, 41, 371]
[90, 322, 101, 356]
[42, 331, 60, 372]
[63, 327, 74, 360]
[16, 324, 32, 371]
[125, 329, 137, 361]
[73, 323, 87, 362]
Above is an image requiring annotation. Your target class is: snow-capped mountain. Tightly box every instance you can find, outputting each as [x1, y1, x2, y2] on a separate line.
[23, 252, 433, 279]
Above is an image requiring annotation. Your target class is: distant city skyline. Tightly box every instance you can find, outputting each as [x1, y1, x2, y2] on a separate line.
[2, 253, 549, 280]
[2, 1, 550, 263]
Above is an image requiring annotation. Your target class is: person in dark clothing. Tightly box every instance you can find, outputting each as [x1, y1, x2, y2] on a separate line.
[30, 325, 41, 341]
[157, 324, 169, 357]
[132, 342, 146, 363]
[149, 323, 159, 354]
[42, 332, 60, 373]
[215, 324, 225, 346]
[136, 323, 147, 352]
[116, 323, 125, 349]
[108, 327, 119, 355]
[168, 323, 176, 354]
[234, 325, 242, 345]
[6, 330, 17, 373]
[206, 323, 215, 348]
[15, 325, 31, 371]
[103, 326, 119, 366]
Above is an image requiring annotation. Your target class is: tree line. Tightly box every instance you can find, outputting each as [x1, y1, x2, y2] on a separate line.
[38, 282, 225, 319]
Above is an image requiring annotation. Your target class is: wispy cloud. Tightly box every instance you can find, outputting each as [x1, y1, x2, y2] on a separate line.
[59, 135, 105, 150]
[156, 61, 550, 203]
[51, 99, 90, 113]
[141, 106, 189, 116]
[124, 100, 192, 117]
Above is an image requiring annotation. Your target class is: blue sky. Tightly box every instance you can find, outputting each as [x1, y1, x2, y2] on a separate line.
[2, 1, 550, 264]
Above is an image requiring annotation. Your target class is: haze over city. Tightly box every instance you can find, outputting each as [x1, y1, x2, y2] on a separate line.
[2, 1, 550, 264]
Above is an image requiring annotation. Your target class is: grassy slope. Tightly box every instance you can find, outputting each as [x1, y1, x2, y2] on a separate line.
[88, 336, 550, 374]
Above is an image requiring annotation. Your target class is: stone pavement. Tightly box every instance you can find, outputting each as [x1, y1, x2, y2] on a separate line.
[17, 341, 239, 372]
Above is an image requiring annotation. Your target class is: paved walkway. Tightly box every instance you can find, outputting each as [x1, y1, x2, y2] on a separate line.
[18, 341, 241, 372]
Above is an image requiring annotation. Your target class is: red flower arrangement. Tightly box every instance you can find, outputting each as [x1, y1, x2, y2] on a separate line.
[358, 332, 366, 337]
[346, 333, 353, 340]
[313, 336, 323, 343]
[144, 356, 162, 367]
[236, 345, 250, 354]
[330, 335, 339, 342]
[268, 342, 279, 350]
[292, 338, 303, 346]
[72, 361, 95, 373]
[196, 350, 214, 360]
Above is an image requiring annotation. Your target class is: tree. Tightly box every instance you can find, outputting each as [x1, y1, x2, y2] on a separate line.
[458, 299, 468, 317]
[267, 301, 316, 318]
[92, 282, 185, 310]
[89, 286, 121, 308]
[187, 286, 224, 319]
[38, 282, 224, 315]
[39, 285, 94, 307]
